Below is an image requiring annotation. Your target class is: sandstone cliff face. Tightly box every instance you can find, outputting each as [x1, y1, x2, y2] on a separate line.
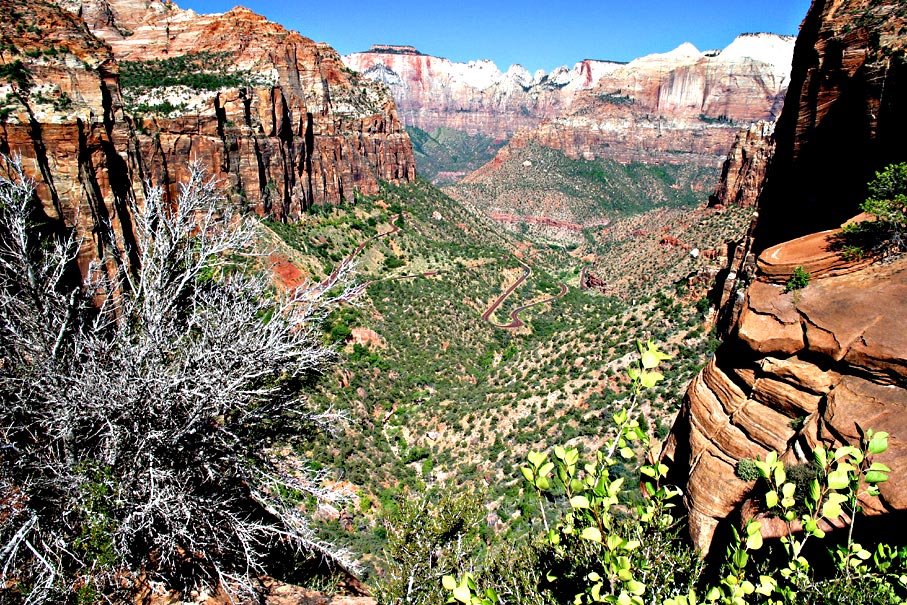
[666, 0, 907, 554]
[0, 0, 144, 272]
[665, 234, 907, 552]
[1, 0, 414, 270]
[710, 121, 775, 208]
[753, 0, 907, 248]
[504, 34, 794, 168]
[344, 46, 622, 139]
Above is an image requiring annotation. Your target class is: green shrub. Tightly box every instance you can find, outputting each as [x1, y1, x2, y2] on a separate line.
[784, 265, 810, 292]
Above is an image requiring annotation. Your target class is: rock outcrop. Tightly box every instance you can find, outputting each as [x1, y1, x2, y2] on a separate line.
[500, 34, 795, 168]
[710, 121, 775, 208]
[753, 0, 907, 249]
[665, 0, 907, 554]
[0, 0, 414, 269]
[666, 238, 907, 552]
[344, 46, 623, 139]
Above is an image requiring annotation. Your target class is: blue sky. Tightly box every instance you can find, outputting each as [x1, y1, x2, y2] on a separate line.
[179, 0, 812, 73]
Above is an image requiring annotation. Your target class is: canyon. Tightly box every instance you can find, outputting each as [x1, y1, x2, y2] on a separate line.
[0, 0, 414, 270]
[346, 34, 794, 174]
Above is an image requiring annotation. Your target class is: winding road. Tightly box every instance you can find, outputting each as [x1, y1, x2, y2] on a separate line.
[481, 256, 568, 329]
[333, 216, 566, 330]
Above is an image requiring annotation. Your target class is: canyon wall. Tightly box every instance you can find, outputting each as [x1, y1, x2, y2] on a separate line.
[344, 46, 622, 139]
[665, 0, 907, 553]
[0, 0, 414, 268]
[753, 0, 907, 249]
[501, 34, 794, 168]
[710, 121, 775, 208]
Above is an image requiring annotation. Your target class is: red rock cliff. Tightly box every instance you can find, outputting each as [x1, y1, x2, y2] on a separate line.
[664, 0, 907, 554]
[0, 0, 415, 267]
[753, 0, 907, 249]
[497, 34, 794, 169]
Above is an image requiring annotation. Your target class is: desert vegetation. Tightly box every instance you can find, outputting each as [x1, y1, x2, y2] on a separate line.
[0, 161, 359, 603]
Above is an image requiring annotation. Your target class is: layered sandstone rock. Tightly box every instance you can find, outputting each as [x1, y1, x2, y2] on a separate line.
[0, 0, 145, 272]
[503, 34, 794, 168]
[753, 0, 907, 248]
[666, 247, 907, 552]
[1, 0, 414, 271]
[344, 46, 622, 139]
[710, 121, 775, 207]
[666, 0, 907, 554]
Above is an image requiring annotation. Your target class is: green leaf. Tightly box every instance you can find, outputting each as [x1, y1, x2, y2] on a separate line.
[528, 451, 547, 467]
[443, 576, 457, 591]
[591, 582, 603, 602]
[813, 446, 827, 469]
[538, 462, 554, 477]
[570, 495, 591, 509]
[617, 591, 632, 605]
[826, 492, 848, 505]
[827, 470, 850, 490]
[535, 476, 550, 491]
[746, 531, 763, 551]
[869, 434, 889, 455]
[620, 447, 635, 460]
[781, 482, 796, 499]
[626, 580, 646, 596]
[520, 467, 534, 483]
[774, 465, 786, 486]
[809, 479, 820, 503]
[607, 534, 625, 551]
[581, 526, 602, 542]
[640, 371, 664, 389]
[865, 470, 889, 484]
[822, 501, 842, 519]
[453, 584, 471, 604]
[765, 490, 778, 509]
[641, 350, 660, 369]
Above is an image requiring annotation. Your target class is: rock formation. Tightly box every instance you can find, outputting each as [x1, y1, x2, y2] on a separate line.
[0, 0, 414, 269]
[499, 34, 795, 168]
[753, 0, 907, 249]
[344, 45, 623, 139]
[664, 0, 907, 554]
[710, 121, 775, 208]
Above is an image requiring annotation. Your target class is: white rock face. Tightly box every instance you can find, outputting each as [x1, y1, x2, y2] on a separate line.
[343, 47, 620, 137]
[343, 34, 794, 141]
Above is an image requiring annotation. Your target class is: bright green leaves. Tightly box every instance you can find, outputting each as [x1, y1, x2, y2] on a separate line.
[868, 431, 890, 455]
[744, 521, 763, 551]
[581, 526, 602, 543]
[628, 339, 671, 394]
[522, 451, 555, 492]
[639, 339, 671, 369]
[442, 573, 498, 605]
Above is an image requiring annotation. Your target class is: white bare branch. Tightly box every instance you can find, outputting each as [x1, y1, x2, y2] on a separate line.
[0, 158, 360, 603]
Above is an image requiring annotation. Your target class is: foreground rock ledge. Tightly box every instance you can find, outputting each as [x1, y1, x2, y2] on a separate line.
[664, 248, 907, 553]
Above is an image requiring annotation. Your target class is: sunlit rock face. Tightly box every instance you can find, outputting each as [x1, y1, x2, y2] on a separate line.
[1, 0, 415, 271]
[664, 0, 907, 554]
[345, 34, 794, 167]
[344, 45, 623, 139]
[501, 34, 795, 168]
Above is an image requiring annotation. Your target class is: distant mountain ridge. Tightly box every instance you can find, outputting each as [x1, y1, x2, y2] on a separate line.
[344, 46, 625, 140]
[344, 34, 794, 150]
